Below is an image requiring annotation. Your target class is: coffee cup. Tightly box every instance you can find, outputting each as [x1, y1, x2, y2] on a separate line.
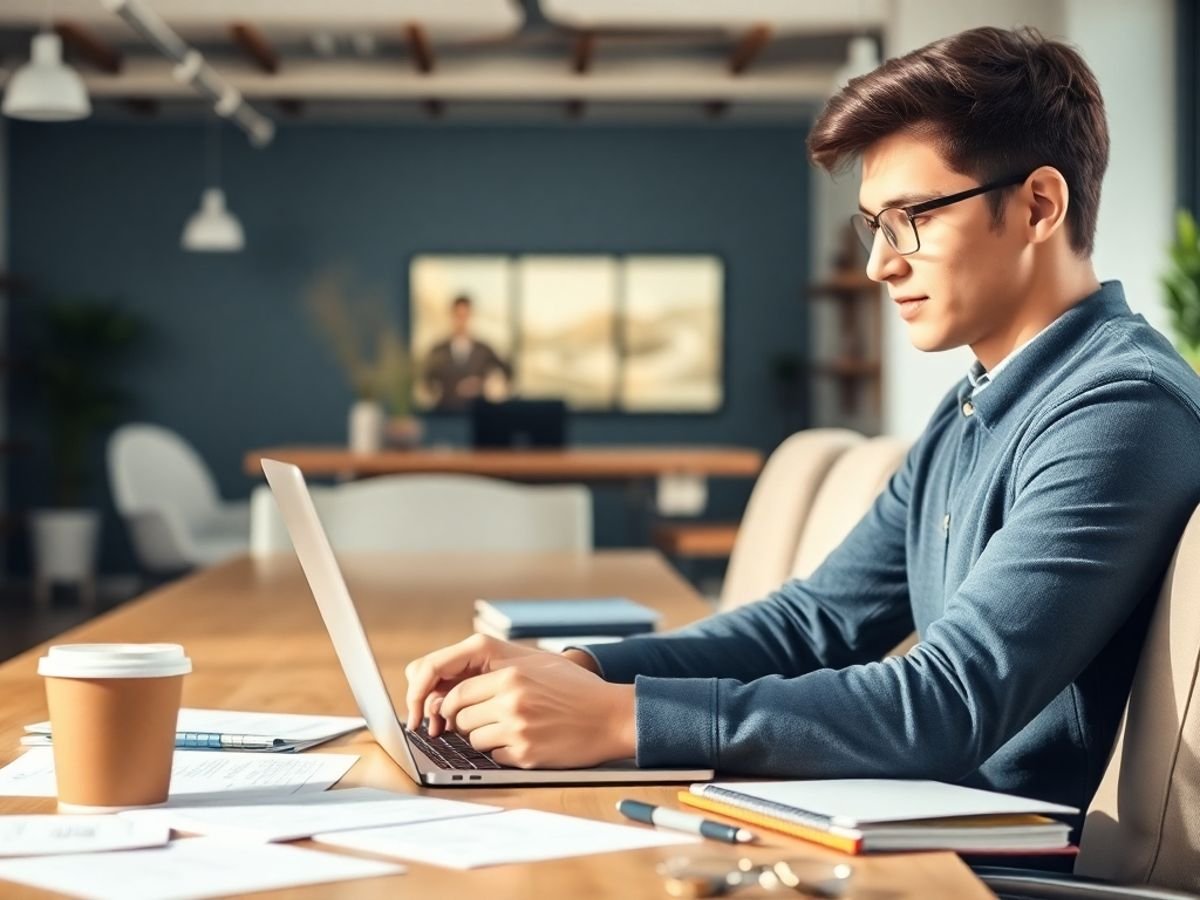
[37, 643, 191, 813]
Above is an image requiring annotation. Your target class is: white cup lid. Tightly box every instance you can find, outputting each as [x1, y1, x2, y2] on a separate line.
[38, 644, 192, 679]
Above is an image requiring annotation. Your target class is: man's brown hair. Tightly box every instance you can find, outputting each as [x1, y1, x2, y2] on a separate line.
[808, 26, 1108, 256]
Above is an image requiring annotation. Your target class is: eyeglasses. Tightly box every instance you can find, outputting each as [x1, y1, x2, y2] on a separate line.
[851, 171, 1032, 256]
[656, 854, 855, 898]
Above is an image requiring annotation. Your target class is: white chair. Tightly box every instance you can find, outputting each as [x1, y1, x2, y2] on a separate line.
[108, 424, 250, 573]
[719, 428, 864, 611]
[250, 473, 592, 555]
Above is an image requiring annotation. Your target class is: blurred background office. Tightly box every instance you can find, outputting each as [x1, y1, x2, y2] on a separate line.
[0, 0, 1193, 658]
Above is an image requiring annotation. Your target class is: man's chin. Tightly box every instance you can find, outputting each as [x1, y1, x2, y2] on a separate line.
[905, 322, 959, 353]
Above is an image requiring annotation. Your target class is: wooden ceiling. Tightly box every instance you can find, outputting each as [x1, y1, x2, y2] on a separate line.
[0, 1, 885, 123]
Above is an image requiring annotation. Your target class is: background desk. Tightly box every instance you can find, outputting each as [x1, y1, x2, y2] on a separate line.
[0, 551, 993, 899]
[243, 445, 763, 481]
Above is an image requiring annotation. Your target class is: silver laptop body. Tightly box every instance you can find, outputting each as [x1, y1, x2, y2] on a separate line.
[261, 458, 714, 787]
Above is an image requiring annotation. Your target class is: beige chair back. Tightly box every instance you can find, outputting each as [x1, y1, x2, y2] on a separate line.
[719, 429, 864, 611]
[790, 437, 910, 580]
[1074, 502, 1200, 892]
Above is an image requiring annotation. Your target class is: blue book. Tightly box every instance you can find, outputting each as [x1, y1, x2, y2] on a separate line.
[473, 597, 661, 638]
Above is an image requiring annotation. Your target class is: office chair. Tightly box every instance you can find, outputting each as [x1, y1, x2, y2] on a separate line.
[976, 501, 1200, 900]
[719, 428, 864, 611]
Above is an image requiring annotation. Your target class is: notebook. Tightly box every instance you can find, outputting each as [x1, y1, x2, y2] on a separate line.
[473, 598, 660, 639]
[682, 779, 1078, 855]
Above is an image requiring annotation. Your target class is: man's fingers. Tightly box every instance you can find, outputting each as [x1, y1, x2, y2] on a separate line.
[422, 690, 447, 737]
[463, 721, 508, 754]
[452, 695, 508, 737]
[404, 635, 492, 729]
[440, 669, 515, 727]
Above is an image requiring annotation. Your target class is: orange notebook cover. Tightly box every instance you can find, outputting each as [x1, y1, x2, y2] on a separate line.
[679, 791, 865, 854]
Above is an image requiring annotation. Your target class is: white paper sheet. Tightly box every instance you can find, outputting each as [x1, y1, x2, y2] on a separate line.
[0, 748, 358, 803]
[121, 786, 501, 842]
[0, 816, 170, 857]
[313, 808, 699, 868]
[0, 836, 403, 900]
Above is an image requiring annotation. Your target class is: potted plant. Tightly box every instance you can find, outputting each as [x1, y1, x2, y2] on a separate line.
[1164, 209, 1200, 372]
[29, 297, 143, 603]
[306, 271, 420, 451]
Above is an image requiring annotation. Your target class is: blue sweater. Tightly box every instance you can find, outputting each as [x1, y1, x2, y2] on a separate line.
[586, 282, 1200, 817]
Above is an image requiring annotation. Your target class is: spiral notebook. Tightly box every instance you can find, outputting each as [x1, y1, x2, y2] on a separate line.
[682, 779, 1077, 854]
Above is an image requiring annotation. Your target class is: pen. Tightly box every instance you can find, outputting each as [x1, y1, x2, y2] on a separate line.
[175, 732, 292, 750]
[616, 799, 756, 844]
[22, 732, 293, 751]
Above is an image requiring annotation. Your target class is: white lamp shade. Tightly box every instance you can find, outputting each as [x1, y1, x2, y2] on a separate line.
[181, 188, 245, 252]
[833, 36, 881, 91]
[2, 32, 91, 122]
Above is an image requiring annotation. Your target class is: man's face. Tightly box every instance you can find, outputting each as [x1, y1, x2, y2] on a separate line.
[452, 303, 472, 335]
[859, 131, 1029, 353]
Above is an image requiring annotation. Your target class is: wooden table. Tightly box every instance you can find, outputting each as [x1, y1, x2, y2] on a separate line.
[243, 445, 763, 481]
[0, 552, 992, 899]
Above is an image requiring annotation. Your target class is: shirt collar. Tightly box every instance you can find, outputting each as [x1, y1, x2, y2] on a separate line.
[956, 281, 1132, 427]
[968, 327, 1050, 396]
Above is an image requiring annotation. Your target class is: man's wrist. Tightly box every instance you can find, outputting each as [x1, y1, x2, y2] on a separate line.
[604, 683, 637, 760]
[562, 648, 601, 675]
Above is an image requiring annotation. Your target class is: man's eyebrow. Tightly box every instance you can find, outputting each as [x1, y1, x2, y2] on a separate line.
[857, 192, 942, 215]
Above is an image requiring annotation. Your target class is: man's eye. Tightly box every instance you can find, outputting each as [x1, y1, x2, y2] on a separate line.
[866, 221, 880, 232]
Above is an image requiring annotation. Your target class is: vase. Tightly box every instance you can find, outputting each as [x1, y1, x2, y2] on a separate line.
[31, 508, 100, 608]
[385, 415, 424, 449]
[348, 400, 384, 453]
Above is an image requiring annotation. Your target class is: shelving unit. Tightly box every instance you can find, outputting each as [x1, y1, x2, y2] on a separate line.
[807, 233, 883, 433]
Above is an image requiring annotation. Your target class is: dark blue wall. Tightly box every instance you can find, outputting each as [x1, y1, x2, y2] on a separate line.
[7, 121, 811, 573]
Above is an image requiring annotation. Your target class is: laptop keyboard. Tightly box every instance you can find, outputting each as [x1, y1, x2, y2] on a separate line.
[409, 722, 504, 770]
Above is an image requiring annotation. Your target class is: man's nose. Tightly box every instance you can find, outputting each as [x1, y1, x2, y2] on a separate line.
[865, 232, 910, 283]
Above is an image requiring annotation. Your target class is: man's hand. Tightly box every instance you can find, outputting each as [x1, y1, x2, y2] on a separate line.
[404, 634, 634, 768]
[404, 634, 542, 736]
[439, 653, 635, 768]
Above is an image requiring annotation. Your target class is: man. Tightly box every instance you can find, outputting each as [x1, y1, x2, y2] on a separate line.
[404, 27, 1200, 820]
[422, 294, 511, 411]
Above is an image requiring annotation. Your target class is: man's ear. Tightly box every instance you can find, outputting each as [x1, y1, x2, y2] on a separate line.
[1024, 166, 1070, 245]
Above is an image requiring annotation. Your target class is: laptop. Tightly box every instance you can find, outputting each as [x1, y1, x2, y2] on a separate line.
[261, 458, 715, 787]
[470, 398, 567, 449]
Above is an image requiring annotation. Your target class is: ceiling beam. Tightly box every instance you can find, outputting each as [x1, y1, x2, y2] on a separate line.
[570, 32, 595, 75]
[54, 20, 121, 75]
[729, 24, 772, 75]
[230, 22, 279, 75]
[73, 57, 835, 103]
[405, 23, 435, 74]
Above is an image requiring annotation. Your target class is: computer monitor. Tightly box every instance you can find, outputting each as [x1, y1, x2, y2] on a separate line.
[470, 398, 567, 448]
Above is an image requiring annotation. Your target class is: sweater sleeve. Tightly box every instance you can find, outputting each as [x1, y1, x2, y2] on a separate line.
[583, 437, 917, 684]
[625, 380, 1200, 775]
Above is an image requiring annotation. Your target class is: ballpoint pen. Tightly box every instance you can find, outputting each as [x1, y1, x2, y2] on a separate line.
[21, 732, 294, 751]
[617, 799, 756, 844]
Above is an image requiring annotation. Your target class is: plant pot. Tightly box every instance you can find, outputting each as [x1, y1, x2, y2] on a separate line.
[385, 415, 424, 449]
[348, 399, 384, 453]
[31, 508, 100, 585]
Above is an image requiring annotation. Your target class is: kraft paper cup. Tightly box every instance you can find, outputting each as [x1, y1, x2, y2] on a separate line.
[37, 643, 191, 813]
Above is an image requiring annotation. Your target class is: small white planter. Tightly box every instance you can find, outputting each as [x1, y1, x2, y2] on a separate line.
[348, 399, 384, 453]
[31, 508, 99, 608]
